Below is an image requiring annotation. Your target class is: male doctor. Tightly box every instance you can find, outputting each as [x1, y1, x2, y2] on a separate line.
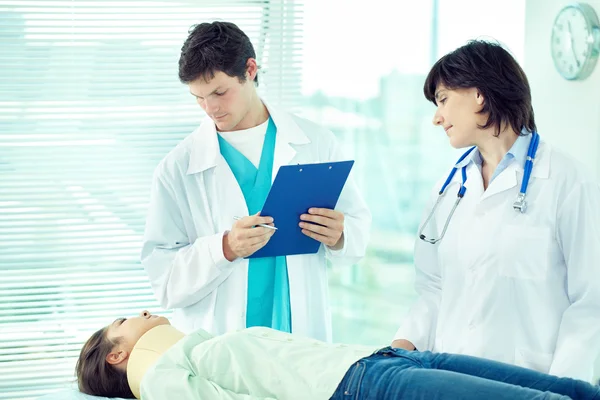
[140, 21, 371, 341]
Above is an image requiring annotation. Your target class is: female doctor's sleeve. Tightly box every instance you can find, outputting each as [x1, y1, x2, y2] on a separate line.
[392, 194, 442, 351]
[140, 168, 234, 310]
[549, 180, 600, 382]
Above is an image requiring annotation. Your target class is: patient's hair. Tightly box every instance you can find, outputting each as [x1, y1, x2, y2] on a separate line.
[76, 327, 135, 399]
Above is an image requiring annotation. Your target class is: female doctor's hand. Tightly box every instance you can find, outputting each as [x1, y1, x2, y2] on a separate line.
[299, 208, 345, 250]
[223, 213, 275, 261]
[391, 339, 416, 351]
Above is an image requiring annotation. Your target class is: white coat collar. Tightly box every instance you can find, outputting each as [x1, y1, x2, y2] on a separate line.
[477, 140, 551, 201]
[447, 139, 551, 201]
[455, 136, 550, 177]
[186, 98, 310, 175]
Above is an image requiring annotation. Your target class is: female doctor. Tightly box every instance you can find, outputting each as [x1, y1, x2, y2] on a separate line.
[392, 40, 600, 382]
[140, 22, 371, 342]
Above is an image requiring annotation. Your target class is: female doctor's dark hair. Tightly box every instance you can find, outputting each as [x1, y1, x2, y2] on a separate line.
[423, 40, 536, 137]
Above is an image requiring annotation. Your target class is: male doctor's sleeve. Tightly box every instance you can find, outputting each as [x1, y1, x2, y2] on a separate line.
[549, 180, 600, 382]
[140, 167, 234, 310]
[392, 195, 442, 352]
[323, 135, 372, 266]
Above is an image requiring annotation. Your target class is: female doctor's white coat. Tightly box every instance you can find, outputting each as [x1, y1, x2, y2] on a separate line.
[141, 102, 371, 342]
[394, 137, 600, 382]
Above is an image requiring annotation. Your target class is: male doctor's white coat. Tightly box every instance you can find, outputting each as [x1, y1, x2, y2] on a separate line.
[395, 137, 600, 382]
[141, 102, 371, 342]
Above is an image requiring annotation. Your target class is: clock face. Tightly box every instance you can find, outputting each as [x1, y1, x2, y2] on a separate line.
[551, 5, 597, 80]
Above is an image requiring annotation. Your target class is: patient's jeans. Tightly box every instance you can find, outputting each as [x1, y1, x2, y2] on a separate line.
[329, 347, 600, 400]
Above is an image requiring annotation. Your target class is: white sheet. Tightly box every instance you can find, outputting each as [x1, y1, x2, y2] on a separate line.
[37, 383, 129, 400]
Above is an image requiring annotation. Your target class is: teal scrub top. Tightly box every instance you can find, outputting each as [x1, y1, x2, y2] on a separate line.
[217, 117, 292, 332]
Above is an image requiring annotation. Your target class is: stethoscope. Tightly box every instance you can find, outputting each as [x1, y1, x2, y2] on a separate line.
[418, 132, 540, 244]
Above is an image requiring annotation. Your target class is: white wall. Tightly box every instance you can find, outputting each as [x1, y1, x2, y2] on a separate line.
[438, 0, 526, 62]
[526, 1, 600, 382]
[524, 0, 600, 179]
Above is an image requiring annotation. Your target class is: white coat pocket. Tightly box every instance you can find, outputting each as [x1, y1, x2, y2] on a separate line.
[499, 225, 553, 280]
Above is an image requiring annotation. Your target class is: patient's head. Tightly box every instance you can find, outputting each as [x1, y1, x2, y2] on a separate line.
[76, 310, 170, 398]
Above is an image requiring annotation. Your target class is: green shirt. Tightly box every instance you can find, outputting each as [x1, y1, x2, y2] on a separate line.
[141, 327, 377, 400]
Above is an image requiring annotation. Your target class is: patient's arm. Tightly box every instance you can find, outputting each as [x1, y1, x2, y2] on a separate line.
[141, 367, 276, 400]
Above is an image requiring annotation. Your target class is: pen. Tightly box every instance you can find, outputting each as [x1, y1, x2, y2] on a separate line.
[233, 216, 278, 231]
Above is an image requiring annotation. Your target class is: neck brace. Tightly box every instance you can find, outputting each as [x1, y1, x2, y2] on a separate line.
[126, 325, 185, 399]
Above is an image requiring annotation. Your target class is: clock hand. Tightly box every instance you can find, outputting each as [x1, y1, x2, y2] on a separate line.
[568, 21, 581, 67]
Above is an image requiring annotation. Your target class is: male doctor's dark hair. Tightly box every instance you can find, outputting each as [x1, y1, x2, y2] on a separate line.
[178, 21, 259, 86]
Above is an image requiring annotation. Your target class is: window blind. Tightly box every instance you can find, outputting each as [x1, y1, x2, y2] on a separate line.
[0, 1, 303, 398]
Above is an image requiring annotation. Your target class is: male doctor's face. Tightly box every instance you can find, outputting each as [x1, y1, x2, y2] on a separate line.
[187, 61, 258, 132]
[431, 84, 487, 149]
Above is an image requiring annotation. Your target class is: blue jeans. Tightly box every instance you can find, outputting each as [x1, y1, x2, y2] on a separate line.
[330, 347, 600, 400]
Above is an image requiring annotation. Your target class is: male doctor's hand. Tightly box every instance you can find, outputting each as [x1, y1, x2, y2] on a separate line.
[223, 213, 275, 261]
[299, 208, 344, 250]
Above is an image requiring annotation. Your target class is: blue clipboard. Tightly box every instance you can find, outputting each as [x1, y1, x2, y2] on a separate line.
[249, 160, 354, 258]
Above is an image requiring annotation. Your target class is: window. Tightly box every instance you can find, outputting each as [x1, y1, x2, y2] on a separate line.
[299, 0, 526, 345]
[0, 1, 302, 398]
[1, 0, 529, 397]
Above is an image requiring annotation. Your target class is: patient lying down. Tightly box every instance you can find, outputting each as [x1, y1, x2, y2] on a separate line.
[76, 310, 599, 400]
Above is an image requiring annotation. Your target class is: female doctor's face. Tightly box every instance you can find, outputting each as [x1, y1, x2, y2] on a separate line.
[432, 84, 487, 149]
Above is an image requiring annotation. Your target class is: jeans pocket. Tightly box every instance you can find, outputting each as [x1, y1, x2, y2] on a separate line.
[514, 348, 554, 373]
[343, 361, 366, 399]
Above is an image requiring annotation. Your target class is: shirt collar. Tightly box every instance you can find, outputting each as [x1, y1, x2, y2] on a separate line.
[454, 128, 533, 169]
[186, 98, 310, 175]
